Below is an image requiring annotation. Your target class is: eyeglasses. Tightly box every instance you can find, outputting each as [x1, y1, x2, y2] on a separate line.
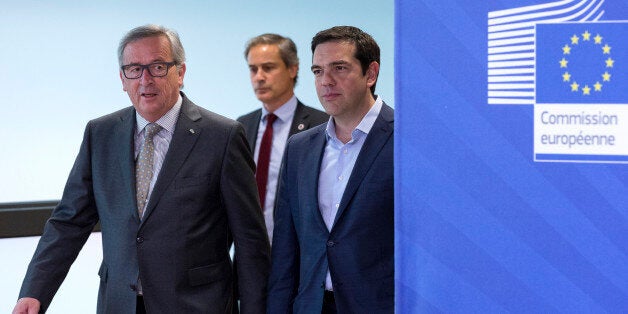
[120, 61, 176, 79]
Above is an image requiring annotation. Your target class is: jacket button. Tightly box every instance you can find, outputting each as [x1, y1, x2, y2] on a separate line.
[130, 284, 137, 291]
[136, 237, 144, 243]
[326, 240, 335, 247]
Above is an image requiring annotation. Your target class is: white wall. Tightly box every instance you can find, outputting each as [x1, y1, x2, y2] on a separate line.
[0, 233, 102, 313]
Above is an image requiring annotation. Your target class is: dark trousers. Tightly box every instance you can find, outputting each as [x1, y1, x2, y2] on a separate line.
[137, 296, 146, 314]
[322, 291, 337, 314]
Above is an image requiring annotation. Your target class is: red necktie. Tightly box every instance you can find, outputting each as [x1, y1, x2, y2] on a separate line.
[256, 113, 277, 210]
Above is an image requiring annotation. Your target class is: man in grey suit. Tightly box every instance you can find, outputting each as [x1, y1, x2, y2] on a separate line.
[268, 26, 394, 313]
[237, 33, 328, 243]
[13, 25, 269, 314]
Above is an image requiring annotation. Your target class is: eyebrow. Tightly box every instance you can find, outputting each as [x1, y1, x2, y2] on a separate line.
[311, 60, 350, 70]
[249, 62, 277, 67]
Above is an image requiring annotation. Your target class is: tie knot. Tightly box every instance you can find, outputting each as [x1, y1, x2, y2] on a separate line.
[266, 113, 278, 125]
[144, 123, 162, 139]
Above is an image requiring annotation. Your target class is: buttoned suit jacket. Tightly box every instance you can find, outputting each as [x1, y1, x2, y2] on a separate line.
[18, 93, 270, 314]
[267, 103, 394, 313]
[237, 100, 329, 153]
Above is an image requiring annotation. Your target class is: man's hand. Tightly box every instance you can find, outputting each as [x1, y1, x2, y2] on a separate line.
[12, 297, 41, 314]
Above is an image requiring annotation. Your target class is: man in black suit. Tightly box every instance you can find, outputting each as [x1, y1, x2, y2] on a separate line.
[237, 33, 328, 243]
[268, 26, 394, 313]
[13, 24, 269, 314]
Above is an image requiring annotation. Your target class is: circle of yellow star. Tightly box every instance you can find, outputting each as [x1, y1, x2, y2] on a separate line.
[559, 31, 614, 95]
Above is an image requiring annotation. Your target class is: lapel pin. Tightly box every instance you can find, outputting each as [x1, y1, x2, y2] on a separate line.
[298, 123, 305, 131]
[189, 128, 195, 134]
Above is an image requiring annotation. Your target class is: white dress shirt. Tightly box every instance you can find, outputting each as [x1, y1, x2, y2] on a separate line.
[254, 95, 297, 243]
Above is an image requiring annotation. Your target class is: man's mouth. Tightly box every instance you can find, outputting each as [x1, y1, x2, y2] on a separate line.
[322, 93, 340, 101]
[141, 92, 158, 98]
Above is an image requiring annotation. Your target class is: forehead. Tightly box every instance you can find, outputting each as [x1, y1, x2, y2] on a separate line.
[312, 41, 356, 64]
[122, 36, 172, 63]
[247, 44, 282, 63]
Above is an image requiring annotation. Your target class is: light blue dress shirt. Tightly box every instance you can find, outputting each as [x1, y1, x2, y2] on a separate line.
[134, 95, 182, 217]
[318, 96, 383, 291]
[254, 95, 297, 243]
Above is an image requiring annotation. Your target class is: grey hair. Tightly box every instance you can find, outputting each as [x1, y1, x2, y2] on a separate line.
[117, 24, 186, 67]
[244, 33, 299, 84]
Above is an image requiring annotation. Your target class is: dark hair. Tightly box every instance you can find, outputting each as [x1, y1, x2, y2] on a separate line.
[311, 26, 380, 95]
[244, 33, 299, 84]
[118, 24, 185, 68]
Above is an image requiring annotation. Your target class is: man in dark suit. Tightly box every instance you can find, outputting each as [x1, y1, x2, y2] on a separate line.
[13, 25, 269, 314]
[238, 33, 328, 243]
[268, 26, 394, 313]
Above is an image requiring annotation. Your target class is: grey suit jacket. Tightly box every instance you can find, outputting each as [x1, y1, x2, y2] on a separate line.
[237, 100, 329, 153]
[19, 93, 270, 314]
[268, 103, 394, 314]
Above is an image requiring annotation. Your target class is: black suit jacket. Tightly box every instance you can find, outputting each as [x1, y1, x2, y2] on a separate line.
[268, 103, 394, 313]
[18, 93, 270, 314]
[237, 100, 329, 153]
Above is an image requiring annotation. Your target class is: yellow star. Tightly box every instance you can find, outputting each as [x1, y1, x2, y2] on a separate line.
[602, 71, 611, 81]
[562, 44, 571, 54]
[606, 57, 614, 68]
[602, 44, 611, 54]
[559, 58, 568, 68]
[570, 34, 579, 44]
[582, 30, 591, 41]
[571, 81, 579, 92]
[594, 34, 603, 44]
[594, 82, 602, 91]
[562, 72, 571, 82]
[582, 85, 591, 95]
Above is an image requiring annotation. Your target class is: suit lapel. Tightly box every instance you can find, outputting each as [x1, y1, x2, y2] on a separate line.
[289, 100, 311, 136]
[243, 109, 261, 151]
[114, 109, 140, 220]
[332, 104, 394, 227]
[299, 126, 330, 232]
[140, 96, 202, 225]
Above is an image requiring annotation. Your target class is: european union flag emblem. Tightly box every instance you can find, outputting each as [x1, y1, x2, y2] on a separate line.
[536, 22, 628, 104]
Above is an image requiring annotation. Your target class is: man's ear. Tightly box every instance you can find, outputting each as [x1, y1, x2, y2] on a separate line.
[366, 61, 379, 88]
[120, 71, 126, 91]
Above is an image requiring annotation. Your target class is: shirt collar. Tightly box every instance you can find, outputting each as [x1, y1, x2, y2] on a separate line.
[135, 94, 183, 134]
[325, 96, 383, 141]
[261, 95, 297, 123]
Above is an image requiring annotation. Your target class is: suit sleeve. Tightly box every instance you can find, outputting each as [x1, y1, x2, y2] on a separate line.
[18, 121, 100, 313]
[267, 137, 300, 313]
[220, 123, 271, 314]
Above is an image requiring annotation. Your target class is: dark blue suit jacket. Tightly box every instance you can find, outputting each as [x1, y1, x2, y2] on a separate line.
[19, 93, 270, 314]
[268, 103, 394, 313]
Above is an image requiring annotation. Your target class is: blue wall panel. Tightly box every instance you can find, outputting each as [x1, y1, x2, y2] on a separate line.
[396, 0, 628, 312]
